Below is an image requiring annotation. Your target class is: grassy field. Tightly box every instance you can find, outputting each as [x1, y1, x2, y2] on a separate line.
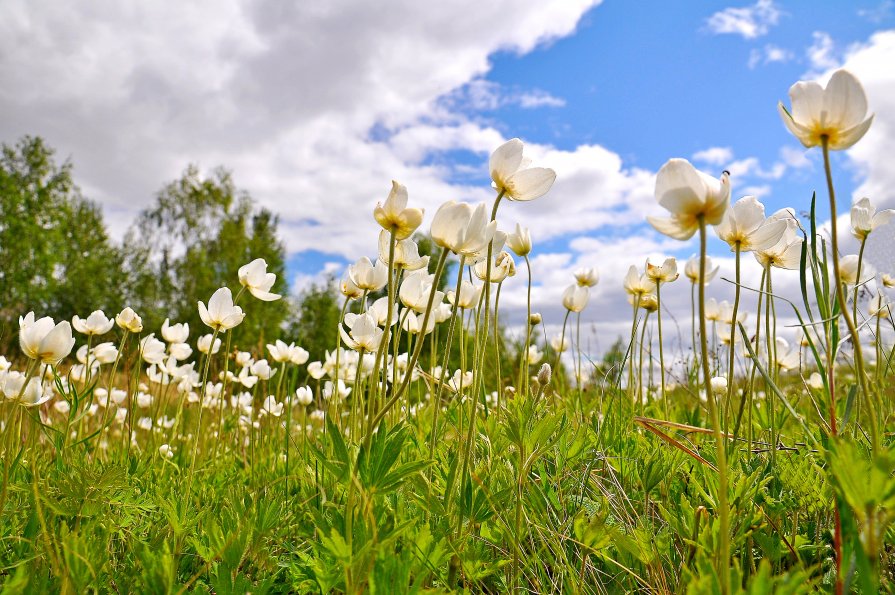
[1, 69, 894, 594]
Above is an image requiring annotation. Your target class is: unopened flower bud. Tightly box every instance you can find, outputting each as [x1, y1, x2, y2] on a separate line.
[529, 312, 542, 325]
[538, 363, 552, 387]
[710, 376, 727, 395]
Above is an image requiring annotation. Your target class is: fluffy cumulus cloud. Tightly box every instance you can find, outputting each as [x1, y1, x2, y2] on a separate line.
[704, 0, 783, 39]
[0, 0, 599, 251]
[837, 30, 895, 272]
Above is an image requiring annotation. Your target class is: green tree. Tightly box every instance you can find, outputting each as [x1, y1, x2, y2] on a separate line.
[287, 278, 343, 367]
[123, 165, 290, 350]
[0, 136, 125, 348]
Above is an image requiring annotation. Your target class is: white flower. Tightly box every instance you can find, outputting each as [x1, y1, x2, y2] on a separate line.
[267, 340, 294, 363]
[839, 255, 875, 286]
[348, 257, 388, 292]
[489, 138, 556, 201]
[251, 359, 277, 380]
[93, 342, 119, 365]
[645, 257, 679, 284]
[473, 251, 515, 283]
[378, 230, 429, 271]
[550, 336, 570, 353]
[289, 345, 310, 365]
[710, 376, 727, 396]
[197, 333, 222, 355]
[72, 310, 114, 336]
[430, 201, 497, 257]
[402, 310, 436, 335]
[373, 180, 424, 240]
[158, 444, 174, 459]
[161, 319, 190, 344]
[140, 334, 167, 365]
[168, 342, 193, 361]
[260, 395, 284, 417]
[198, 287, 246, 331]
[623, 265, 656, 299]
[574, 267, 599, 288]
[527, 345, 543, 365]
[115, 307, 143, 333]
[869, 290, 891, 318]
[684, 255, 719, 285]
[447, 280, 482, 310]
[400, 270, 444, 313]
[295, 386, 314, 406]
[778, 69, 873, 151]
[714, 195, 789, 253]
[19, 313, 75, 365]
[850, 197, 894, 241]
[238, 258, 282, 301]
[562, 284, 589, 313]
[754, 210, 802, 270]
[340, 312, 384, 353]
[648, 159, 730, 240]
[506, 223, 532, 257]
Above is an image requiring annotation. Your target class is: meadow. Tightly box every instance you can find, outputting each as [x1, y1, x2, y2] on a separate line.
[0, 68, 893, 594]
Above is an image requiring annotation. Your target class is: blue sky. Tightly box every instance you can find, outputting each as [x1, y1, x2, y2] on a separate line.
[3, 0, 894, 350]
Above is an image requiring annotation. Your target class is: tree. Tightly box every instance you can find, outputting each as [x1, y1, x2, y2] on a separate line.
[123, 165, 290, 350]
[287, 278, 343, 367]
[0, 136, 125, 350]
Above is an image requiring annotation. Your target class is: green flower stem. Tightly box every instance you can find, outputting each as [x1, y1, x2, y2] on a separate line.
[821, 137, 879, 451]
[655, 282, 668, 419]
[698, 216, 730, 594]
[725, 243, 742, 440]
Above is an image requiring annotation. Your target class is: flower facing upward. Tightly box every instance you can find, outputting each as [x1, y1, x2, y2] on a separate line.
[198, 287, 246, 331]
[19, 313, 76, 365]
[373, 181, 424, 240]
[473, 251, 515, 283]
[623, 265, 656, 299]
[574, 267, 599, 288]
[431, 201, 497, 257]
[238, 258, 282, 301]
[340, 312, 383, 353]
[400, 270, 444, 313]
[348, 257, 388, 292]
[778, 69, 873, 151]
[839, 255, 875, 286]
[489, 138, 556, 202]
[684, 255, 719, 285]
[754, 210, 803, 270]
[447, 280, 482, 310]
[72, 310, 114, 336]
[648, 159, 730, 240]
[506, 223, 532, 257]
[198, 334, 221, 355]
[378, 231, 430, 271]
[562, 284, 589, 313]
[161, 319, 190, 344]
[116, 307, 143, 333]
[340, 274, 364, 300]
[645, 257, 680, 285]
[851, 197, 894, 241]
[714, 195, 788, 253]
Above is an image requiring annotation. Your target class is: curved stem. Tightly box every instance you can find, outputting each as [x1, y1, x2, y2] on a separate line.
[822, 138, 878, 451]
[656, 282, 668, 419]
[726, 244, 741, 439]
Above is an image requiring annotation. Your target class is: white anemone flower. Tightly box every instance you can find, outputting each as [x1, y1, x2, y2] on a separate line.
[430, 201, 497, 257]
[72, 310, 114, 336]
[850, 197, 894, 241]
[562, 284, 589, 313]
[161, 319, 190, 344]
[506, 223, 532, 257]
[198, 287, 246, 331]
[778, 69, 873, 151]
[340, 312, 383, 353]
[648, 159, 730, 241]
[19, 313, 75, 365]
[238, 258, 282, 301]
[489, 138, 556, 202]
[684, 255, 719, 285]
[714, 195, 789, 253]
[115, 307, 143, 333]
[373, 180, 424, 240]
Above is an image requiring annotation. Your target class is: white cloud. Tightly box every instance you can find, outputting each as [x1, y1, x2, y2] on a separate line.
[806, 31, 840, 73]
[704, 0, 782, 39]
[692, 146, 734, 165]
[0, 0, 599, 256]
[858, 1, 893, 23]
[748, 43, 795, 68]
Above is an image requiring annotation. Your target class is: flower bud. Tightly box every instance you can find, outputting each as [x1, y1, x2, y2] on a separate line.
[529, 312, 542, 326]
[537, 363, 552, 388]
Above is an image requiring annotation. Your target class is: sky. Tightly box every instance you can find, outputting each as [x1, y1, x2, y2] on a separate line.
[2, 0, 894, 362]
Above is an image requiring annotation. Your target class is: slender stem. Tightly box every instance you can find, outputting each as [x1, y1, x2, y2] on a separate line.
[698, 217, 729, 593]
[655, 283, 668, 419]
[522, 255, 533, 398]
[822, 138, 878, 451]
[726, 244, 741, 440]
